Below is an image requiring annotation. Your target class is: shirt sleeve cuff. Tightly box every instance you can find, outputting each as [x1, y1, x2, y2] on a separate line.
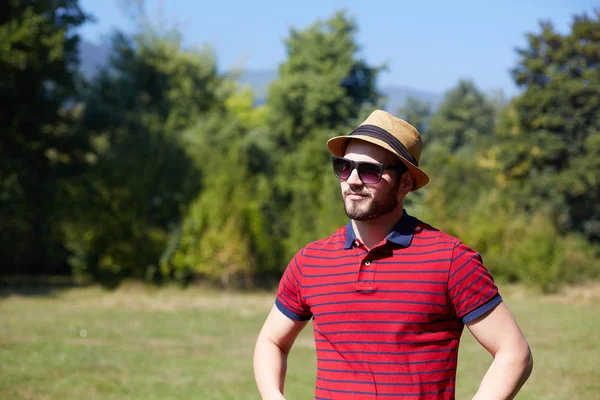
[461, 293, 503, 324]
[275, 298, 312, 321]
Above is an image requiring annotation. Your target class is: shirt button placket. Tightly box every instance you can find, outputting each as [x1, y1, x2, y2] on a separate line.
[356, 258, 375, 291]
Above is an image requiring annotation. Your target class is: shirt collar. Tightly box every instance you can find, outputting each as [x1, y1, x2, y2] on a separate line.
[344, 210, 417, 249]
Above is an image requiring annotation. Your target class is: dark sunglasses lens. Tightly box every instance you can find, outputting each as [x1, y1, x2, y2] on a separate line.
[333, 158, 352, 179]
[358, 163, 382, 183]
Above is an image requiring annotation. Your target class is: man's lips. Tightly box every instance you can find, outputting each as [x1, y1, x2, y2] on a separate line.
[345, 192, 369, 200]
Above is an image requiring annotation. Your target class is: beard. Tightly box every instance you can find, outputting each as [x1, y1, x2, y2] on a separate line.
[343, 184, 399, 221]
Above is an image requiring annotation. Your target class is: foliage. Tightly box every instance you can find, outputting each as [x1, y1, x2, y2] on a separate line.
[268, 11, 382, 148]
[427, 80, 496, 156]
[59, 28, 233, 285]
[413, 77, 600, 292]
[495, 11, 600, 241]
[267, 10, 383, 261]
[0, 0, 90, 274]
[409, 80, 497, 214]
[2, 7, 599, 291]
[165, 104, 277, 287]
[418, 180, 600, 292]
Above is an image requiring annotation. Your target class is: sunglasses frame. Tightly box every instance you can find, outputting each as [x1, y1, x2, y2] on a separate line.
[332, 156, 407, 184]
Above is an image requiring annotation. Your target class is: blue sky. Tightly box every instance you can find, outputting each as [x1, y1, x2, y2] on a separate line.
[78, 0, 596, 96]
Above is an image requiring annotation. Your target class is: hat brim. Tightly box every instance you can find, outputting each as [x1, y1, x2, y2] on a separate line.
[326, 135, 430, 191]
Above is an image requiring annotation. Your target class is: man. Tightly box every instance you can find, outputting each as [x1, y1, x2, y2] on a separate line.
[253, 110, 533, 399]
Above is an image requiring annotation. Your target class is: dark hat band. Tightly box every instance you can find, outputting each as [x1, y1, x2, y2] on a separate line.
[349, 124, 419, 167]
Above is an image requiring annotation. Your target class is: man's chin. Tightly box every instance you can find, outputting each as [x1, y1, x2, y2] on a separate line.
[344, 205, 376, 221]
[344, 202, 400, 222]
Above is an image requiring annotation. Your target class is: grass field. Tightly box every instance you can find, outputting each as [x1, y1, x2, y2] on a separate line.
[1, 282, 599, 400]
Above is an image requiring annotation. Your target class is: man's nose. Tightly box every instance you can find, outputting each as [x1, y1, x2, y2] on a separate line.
[346, 168, 363, 186]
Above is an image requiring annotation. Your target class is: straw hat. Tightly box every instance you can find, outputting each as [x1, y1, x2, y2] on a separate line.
[326, 110, 429, 191]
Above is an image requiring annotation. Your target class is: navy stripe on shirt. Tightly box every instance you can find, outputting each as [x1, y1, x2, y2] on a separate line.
[316, 348, 458, 356]
[305, 289, 446, 300]
[318, 376, 455, 387]
[317, 367, 456, 376]
[314, 328, 461, 335]
[317, 357, 458, 366]
[310, 299, 445, 308]
[315, 386, 455, 397]
[315, 338, 459, 346]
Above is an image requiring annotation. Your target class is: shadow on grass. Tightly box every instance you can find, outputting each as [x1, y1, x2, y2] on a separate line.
[0, 275, 89, 299]
[0, 273, 284, 300]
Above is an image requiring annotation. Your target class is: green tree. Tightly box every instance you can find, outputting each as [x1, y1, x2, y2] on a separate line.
[497, 11, 600, 241]
[411, 80, 497, 218]
[396, 97, 433, 211]
[0, 0, 90, 275]
[413, 79, 600, 292]
[426, 80, 496, 155]
[61, 28, 234, 285]
[167, 100, 277, 287]
[267, 11, 384, 261]
[268, 11, 382, 149]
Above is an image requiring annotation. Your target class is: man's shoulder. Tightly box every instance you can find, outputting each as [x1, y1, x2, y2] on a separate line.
[411, 217, 484, 260]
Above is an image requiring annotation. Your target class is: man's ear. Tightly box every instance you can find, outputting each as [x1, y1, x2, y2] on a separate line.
[398, 172, 414, 196]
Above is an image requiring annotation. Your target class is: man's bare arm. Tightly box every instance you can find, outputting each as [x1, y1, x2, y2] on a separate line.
[253, 305, 309, 400]
[467, 302, 533, 400]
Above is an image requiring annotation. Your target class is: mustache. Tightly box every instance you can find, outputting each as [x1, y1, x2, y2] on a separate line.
[344, 188, 371, 197]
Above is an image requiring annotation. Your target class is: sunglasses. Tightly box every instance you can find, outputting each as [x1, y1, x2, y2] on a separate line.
[332, 156, 407, 184]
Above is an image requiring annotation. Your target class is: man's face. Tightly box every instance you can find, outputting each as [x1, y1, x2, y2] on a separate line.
[340, 140, 412, 221]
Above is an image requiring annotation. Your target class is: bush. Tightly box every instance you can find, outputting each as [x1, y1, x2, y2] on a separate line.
[415, 181, 600, 293]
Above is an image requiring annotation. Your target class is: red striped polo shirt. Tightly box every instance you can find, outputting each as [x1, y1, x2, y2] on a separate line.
[275, 211, 502, 399]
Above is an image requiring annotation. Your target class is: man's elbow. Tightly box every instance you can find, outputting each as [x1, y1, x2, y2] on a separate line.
[509, 343, 533, 381]
[499, 341, 533, 380]
[522, 345, 534, 379]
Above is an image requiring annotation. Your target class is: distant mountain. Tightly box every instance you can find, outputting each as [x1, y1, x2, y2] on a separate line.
[381, 86, 443, 113]
[237, 69, 276, 100]
[79, 41, 112, 78]
[238, 69, 444, 112]
[78, 41, 443, 111]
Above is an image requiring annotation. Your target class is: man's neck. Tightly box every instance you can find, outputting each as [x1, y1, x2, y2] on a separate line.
[351, 206, 405, 250]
